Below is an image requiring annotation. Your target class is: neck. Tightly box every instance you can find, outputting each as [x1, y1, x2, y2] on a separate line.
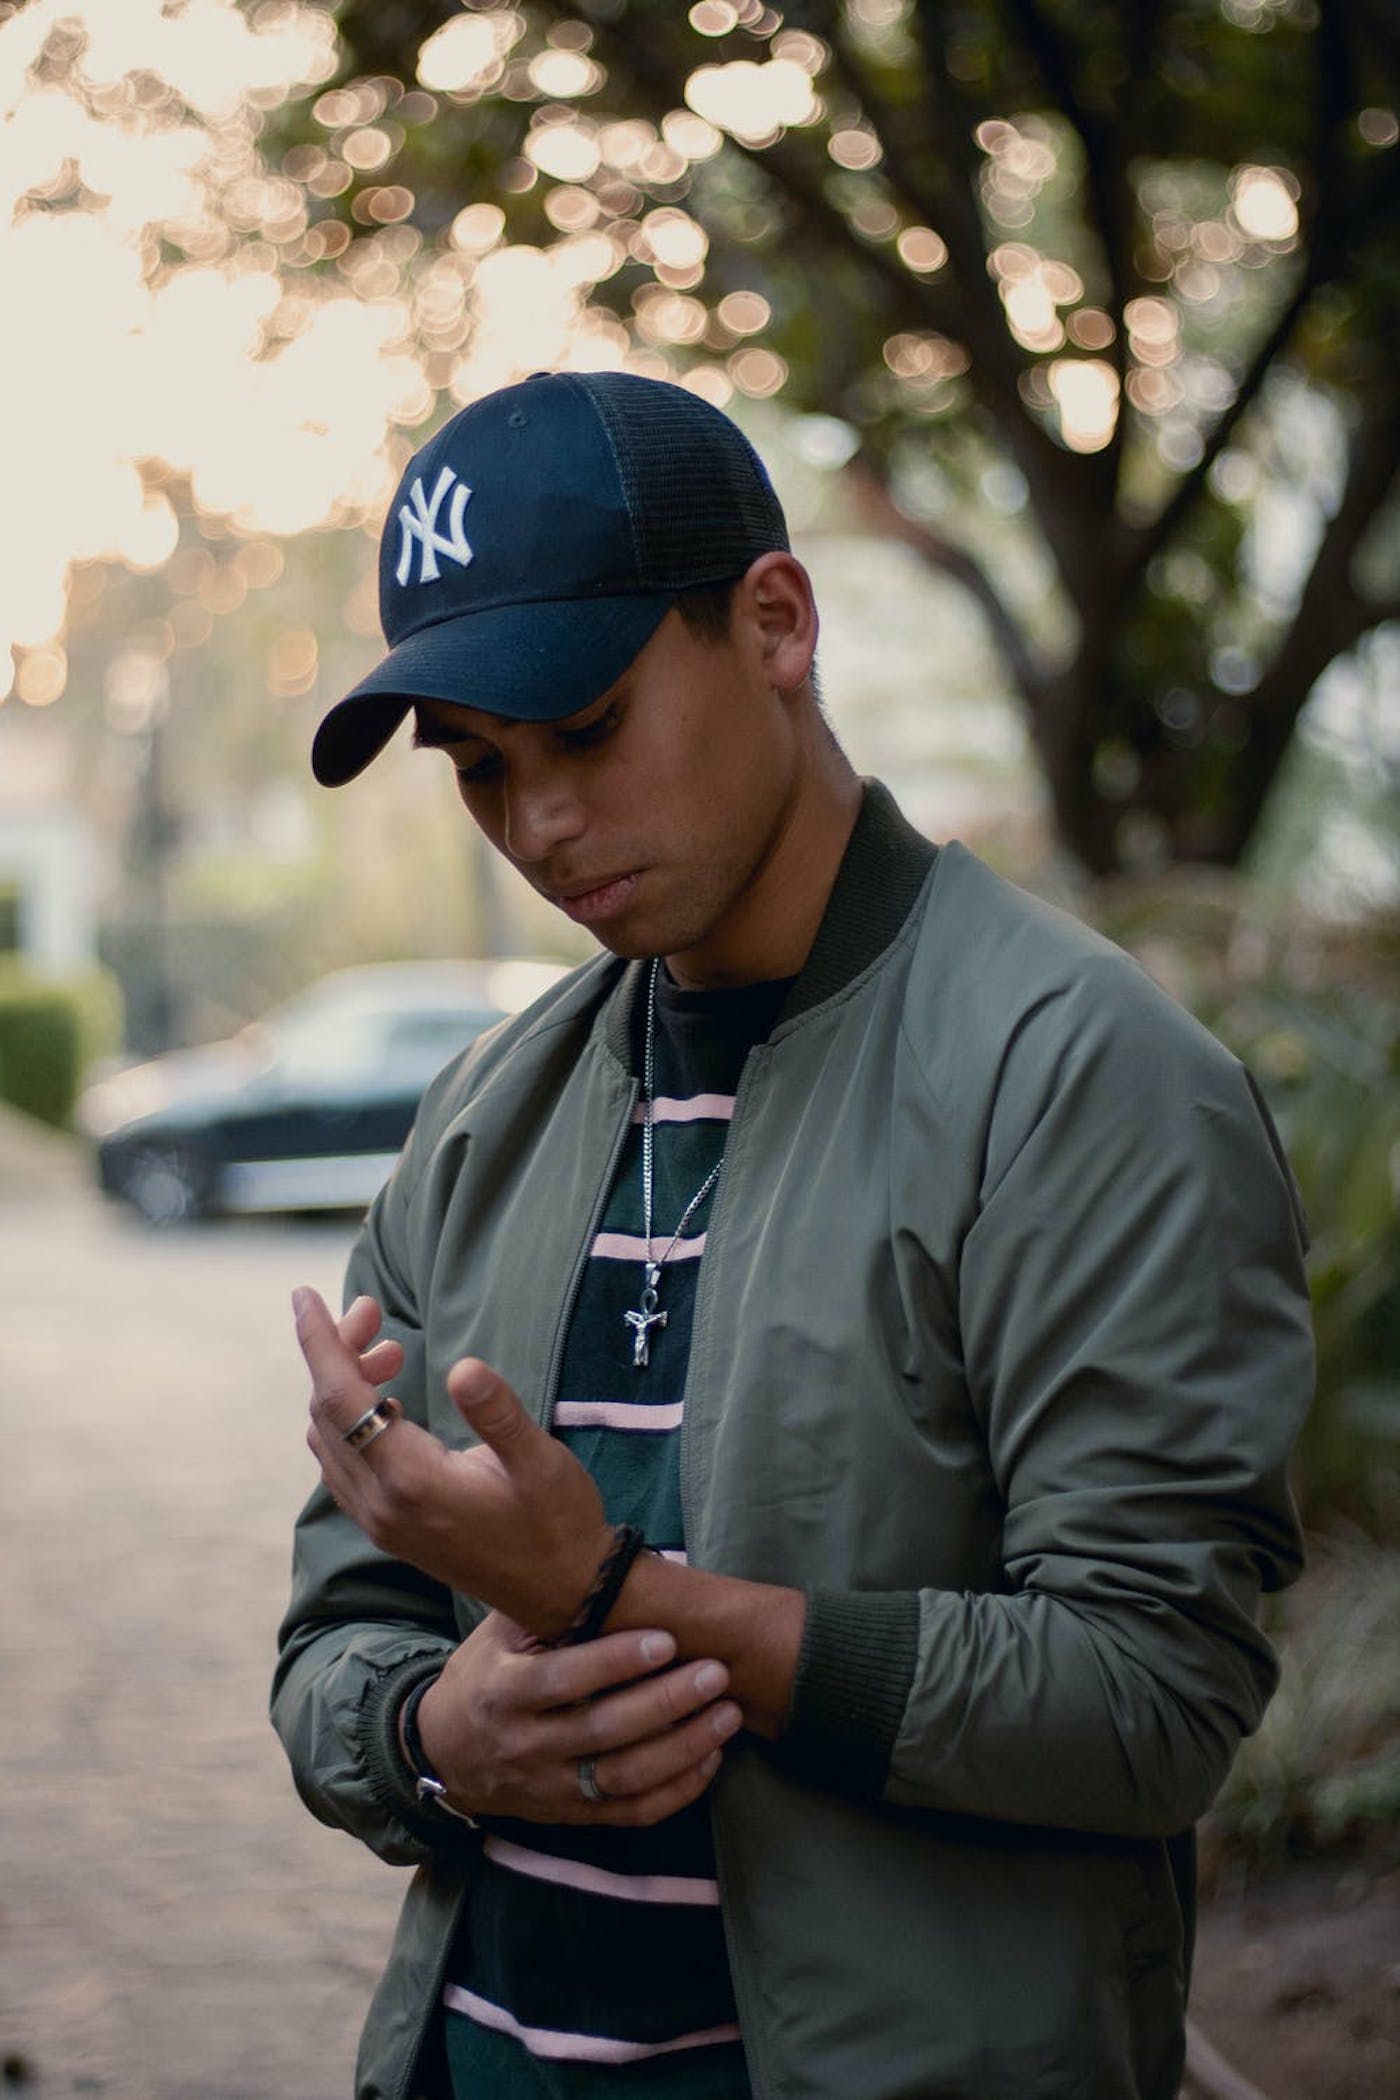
[665, 740, 862, 990]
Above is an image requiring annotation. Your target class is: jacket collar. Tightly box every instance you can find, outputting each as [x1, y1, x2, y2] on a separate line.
[601, 779, 937, 1064]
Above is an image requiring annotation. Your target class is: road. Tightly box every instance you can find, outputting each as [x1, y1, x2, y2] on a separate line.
[1, 1178, 404, 2100]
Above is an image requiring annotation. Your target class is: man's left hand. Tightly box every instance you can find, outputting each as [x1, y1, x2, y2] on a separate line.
[295, 1286, 614, 1640]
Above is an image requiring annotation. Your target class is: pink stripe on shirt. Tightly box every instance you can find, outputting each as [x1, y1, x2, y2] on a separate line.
[483, 1834, 720, 1907]
[441, 1984, 741, 2065]
[631, 1094, 734, 1125]
[552, 1399, 684, 1432]
[591, 1230, 707, 1263]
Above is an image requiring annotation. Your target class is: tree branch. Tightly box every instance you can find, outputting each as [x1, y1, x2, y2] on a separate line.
[1128, 263, 1316, 579]
[844, 449, 1044, 708]
[581, 1, 1082, 549]
[900, 1, 1096, 572]
[1351, 0, 1400, 67]
[1238, 386, 1400, 788]
[1126, 0, 1362, 582]
[820, 13, 1071, 488]
[574, 12, 959, 322]
[997, 0, 1132, 486]
[823, 10, 949, 233]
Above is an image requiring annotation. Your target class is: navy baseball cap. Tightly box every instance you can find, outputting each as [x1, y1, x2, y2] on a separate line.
[311, 369, 790, 786]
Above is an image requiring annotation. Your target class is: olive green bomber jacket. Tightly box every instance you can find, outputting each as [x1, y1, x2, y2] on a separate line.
[272, 783, 1313, 2100]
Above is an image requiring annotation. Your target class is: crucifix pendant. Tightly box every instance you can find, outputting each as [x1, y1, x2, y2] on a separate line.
[624, 1264, 668, 1369]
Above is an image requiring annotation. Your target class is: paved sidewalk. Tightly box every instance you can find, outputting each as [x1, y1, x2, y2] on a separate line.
[2, 1185, 404, 2099]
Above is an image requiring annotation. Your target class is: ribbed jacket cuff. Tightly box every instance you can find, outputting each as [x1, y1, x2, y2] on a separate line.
[355, 1650, 467, 1846]
[777, 1589, 921, 1799]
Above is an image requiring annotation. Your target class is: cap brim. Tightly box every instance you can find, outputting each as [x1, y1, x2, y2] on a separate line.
[311, 592, 675, 786]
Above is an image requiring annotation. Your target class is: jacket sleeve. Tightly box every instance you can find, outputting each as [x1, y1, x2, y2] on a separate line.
[270, 1116, 481, 1868]
[783, 955, 1313, 1837]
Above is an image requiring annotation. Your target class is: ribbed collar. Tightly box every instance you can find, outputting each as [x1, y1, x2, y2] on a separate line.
[602, 779, 937, 1064]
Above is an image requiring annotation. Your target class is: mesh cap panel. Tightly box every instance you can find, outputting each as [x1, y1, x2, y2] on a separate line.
[577, 372, 789, 588]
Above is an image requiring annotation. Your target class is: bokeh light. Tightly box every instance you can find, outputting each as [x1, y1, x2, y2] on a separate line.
[3, 0, 710, 707]
[1049, 360, 1120, 453]
[1357, 107, 1398, 148]
[0, 0, 435, 690]
[896, 226, 948, 274]
[415, 13, 521, 97]
[684, 59, 821, 144]
[1229, 165, 1300, 243]
[716, 290, 771, 336]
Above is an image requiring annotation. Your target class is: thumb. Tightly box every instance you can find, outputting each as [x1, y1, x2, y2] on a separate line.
[447, 1358, 538, 1463]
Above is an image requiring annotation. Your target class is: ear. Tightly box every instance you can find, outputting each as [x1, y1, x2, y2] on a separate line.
[737, 552, 819, 693]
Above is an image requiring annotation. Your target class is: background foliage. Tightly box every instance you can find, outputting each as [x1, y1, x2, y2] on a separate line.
[0, 962, 122, 1128]
[272, 0, 1400, 874]
[1095, 874, 1400, 1535]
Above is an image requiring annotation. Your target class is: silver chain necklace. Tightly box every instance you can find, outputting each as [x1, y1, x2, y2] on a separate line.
[623, 958, 724, 1369]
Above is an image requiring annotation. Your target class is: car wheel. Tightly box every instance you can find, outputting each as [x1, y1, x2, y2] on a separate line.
[117, 1142, 211, 1226]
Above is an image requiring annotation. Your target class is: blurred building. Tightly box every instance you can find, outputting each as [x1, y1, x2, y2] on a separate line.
[0, 725, 98, 976]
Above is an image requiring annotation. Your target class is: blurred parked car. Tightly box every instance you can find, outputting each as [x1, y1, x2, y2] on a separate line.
[76, 959, 565, 1224]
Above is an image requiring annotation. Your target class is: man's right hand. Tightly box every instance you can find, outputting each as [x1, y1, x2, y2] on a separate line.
[412, 1612, 743, 1826]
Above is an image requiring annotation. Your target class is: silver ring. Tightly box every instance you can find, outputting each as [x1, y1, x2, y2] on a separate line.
[576, 1755, 608, 1805]
[343, 1399, 395, 1452]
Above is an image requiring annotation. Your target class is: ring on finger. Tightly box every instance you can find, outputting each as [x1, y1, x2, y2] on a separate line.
[577, 1755, 609, 1805]
[343, 1399, 396, 1452]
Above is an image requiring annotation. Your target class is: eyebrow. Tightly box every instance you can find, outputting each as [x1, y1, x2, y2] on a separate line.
[412, 690, 625, 753]
[412, 714, 483, 751]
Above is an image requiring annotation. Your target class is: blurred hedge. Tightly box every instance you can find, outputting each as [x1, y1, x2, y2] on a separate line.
[1091, 876, 1400, 1541]
[1206, 1538, 1400, 1864]
[0, 963, 124, 1129]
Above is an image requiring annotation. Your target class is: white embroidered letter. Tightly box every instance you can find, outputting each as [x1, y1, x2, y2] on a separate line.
[396, 467, 474, 586]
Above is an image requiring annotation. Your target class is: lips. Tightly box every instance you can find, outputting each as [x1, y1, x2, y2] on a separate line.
[552, 872, 640, 925]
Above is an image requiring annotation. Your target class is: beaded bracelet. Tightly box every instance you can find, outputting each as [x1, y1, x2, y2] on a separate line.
[554, 1524, 649, 1647]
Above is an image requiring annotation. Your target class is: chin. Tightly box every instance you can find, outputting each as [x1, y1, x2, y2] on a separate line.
[590, 931, 654, 962]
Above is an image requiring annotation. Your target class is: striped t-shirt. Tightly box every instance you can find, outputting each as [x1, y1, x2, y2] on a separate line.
[442, 966, 791, 2098]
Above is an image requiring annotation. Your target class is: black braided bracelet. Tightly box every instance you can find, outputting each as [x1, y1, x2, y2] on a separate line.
[555, 1524, 649, 1647]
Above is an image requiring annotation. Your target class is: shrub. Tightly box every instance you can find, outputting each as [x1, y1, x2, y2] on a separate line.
[1206, 1541, 1400, 1861]
[0, 964, 124, 1129]
[1091, 876, 1400, 1539]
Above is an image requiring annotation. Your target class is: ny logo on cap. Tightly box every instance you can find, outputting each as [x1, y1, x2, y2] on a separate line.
[396, 466, 473, 587]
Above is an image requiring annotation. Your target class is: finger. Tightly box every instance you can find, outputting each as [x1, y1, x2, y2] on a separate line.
[307, 1417, 364, 1513]
[446, 1358, 541, 1465]
[585, 1695, 742, 1803]
[306, 1399, 401, 1479]
[567, 1658, 731, 1754]
[294, 1284, 364, 1375]
[586, 1747, 726, 1829]
[521, 1629, 679, 1712]
[295, 1286, 378, 1432]
[336, 1294, 385, 1351]
[357, 1339, 404, 1385]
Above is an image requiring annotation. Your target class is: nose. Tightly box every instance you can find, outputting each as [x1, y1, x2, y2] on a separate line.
[500, 768, 586, 866]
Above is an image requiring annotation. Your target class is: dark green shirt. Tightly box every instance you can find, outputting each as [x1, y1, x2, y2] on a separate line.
[443, 969, 789, 2097]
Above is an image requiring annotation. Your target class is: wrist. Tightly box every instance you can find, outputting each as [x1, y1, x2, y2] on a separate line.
[606, 1554, 808, 1741]
[399, 1675, 479, 1828]
[548, 1522, 651, 1646]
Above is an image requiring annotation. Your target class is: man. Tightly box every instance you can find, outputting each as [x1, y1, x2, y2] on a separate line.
[274, 370, 1313, 2100]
